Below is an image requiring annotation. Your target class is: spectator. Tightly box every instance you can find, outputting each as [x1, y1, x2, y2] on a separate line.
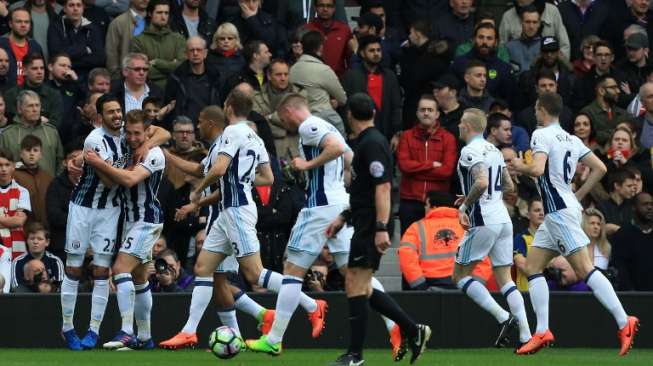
[342, 35, 402, 145]
[572, 40, 627, 111]
[513, 197, 544, 291]
[93, 0, 129, 17]
[348, 12, 383, 61]
[252, 59, 305, 162]
[224, 0, 287, 60]
[303, 247, 345, 292]
[487, 100, 531, 155]
[618, 33, 651, 102]
[87, 67, 111, 94]
[611, 191, 653, 291]
[558, 0, 610, 61]
[169, 0, 216, 42]
[458, 60, 494, 112]
[11, 0, 58, 62]
[432, 74, 463, 143]
[0, 47, 11, 92]
[581, 76, 629, 145]
[0, 90, 63, 177]
[0, 243, 9, 293]
[399, 191, 493, 290]
[573, 112, 600, 152]
[606, 0, 653, 62]
[47, 0, 106, 84]
[165, 36, 222, 124]
[225, 40, 271, 92]
[573, 35, 601, 79]
[582, 208, 611, 270]
[485, 112, 514, 150]
[142, 95, 174, 129]
[164, 115, 207, 191]
[502, 147, 540, 220]
[207, 22, 245, 82]
[432, 0, 474, 57]
[396, 94, 457, 233]
[499, 0, 570, 60]
[0, 94, 9, 132]
[351, 7, 402, 71]
[0, 8, 43, 86]
[13, 135, 52, 225]
[638, 82, 653, 149]
[398, 0, 448, 33]
[130, 0, 186, 90]
[599, 126, 653, 193]
[505, 5, 543, 74]
[151, 248, 194, 292]
[516, 70, 574, 134]
[70, 92, 102, 144]
[303, 0, 351, 77]
[289, 30, 347, 136]
[106, 0, 149, 79]
[0, 0, 8, 38]
[82, 0, 111, 34]
[47, 53, 85, 141]
[0, 149, 30, 259]
[451, 22, 515, 107]
[399, 19, 448, 129]
[455, 15, 511, 63]
[111, 52, 164, 114]
[152, 234, 167, 258]
[596, 167, 638, 236]
[10, 222, 63, 292]
[45, 143, 81, 262]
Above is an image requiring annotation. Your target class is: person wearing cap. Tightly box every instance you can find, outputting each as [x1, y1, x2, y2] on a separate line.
[432, 0, 475, 56]
[342, 35, 402, 147]
[432, 74, 463, 141]
[499, 0, 570, 60]
[505, 5, 543, 74]
[617, 32, 651, 99]
[604, 0, 653, 62]
[558, 0, 610, 61]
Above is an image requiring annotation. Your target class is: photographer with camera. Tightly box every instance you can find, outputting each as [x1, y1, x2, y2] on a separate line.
[10, 222, 63, 293]
[151, 249, 194, 293]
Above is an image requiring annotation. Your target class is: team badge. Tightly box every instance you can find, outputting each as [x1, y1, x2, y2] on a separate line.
[369, 161, 384, 178]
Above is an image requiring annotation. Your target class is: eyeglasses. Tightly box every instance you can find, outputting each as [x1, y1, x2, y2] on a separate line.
[128, 66, 149, 72]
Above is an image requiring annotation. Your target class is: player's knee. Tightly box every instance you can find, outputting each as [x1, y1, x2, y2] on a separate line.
[92, 266, 110, 279]
[193, 260, 211, 277]
[65, 266, 82, 279]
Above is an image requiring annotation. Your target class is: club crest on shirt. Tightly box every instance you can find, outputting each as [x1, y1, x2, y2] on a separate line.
[369, 161, 384, 178]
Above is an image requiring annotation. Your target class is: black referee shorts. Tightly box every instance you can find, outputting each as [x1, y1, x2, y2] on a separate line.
[348, 208, 389, 271]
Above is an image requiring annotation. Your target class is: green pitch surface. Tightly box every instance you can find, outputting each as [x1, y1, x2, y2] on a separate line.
[2, 348, 653, 366]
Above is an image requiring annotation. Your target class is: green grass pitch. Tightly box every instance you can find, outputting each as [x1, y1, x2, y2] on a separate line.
[2, 348, 652, 366]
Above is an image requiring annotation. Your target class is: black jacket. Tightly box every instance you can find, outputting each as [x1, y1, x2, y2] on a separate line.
[517, 62, 575, 111]
[206, 49, 246, 83]
[342, 64, 402, 140]
[47, 17, 106, 81]
[165, 60, 223, 123]
[558, 0, 611, 61]
[45, 171, 74, 255]
[169, 6, 217, 43]
[225, 10, 287, 59]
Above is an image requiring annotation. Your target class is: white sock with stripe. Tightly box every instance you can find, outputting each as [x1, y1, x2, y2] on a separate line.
[258, 269, 317, 313]
[458, 276, 509, 323]
[527, 274, 550, 333]
[501, 281, 531, 343]
[135, 282, 152, 341]
[182, 277, 213, 334]
[90, 278, 110, 334]
[586, 269, 628, 329]
[114, 273, 135, 334]
[267, 275, 303, 345]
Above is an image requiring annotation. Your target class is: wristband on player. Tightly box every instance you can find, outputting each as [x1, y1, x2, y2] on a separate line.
[458, 203, 468, 213]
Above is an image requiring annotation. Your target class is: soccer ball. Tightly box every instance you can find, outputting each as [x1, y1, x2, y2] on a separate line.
[208, 326, 242, 359]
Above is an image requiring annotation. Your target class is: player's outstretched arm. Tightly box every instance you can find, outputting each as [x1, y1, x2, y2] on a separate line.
[193, 154, 231, 195]
[162, 149, 204, 177]
[575, 152, 607, 201]
[254, 163, 274, 186]
[85, 149, 151, 188]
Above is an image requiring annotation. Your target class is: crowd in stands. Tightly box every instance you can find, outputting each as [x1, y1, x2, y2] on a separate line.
[0, 0, 651, 295]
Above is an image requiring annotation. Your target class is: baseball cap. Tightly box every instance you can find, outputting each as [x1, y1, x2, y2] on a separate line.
[431, 74, 461, 91]
[541, 36, 560, 52]
[354, 12, 384, 33]
[626, 33, 649, 49]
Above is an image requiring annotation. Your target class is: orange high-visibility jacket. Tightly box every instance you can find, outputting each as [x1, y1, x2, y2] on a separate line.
[398, 207, 493, 288]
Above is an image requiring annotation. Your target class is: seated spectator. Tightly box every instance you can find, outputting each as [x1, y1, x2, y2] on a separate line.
[432, 74, 464, 143]
[0, 90, 63, 177]
[111, 52, 164, 114]
[399, 191, 494, 290]
[573, 40, 627, 111]
[13, 135, 52, 225]
[142, 95, 175, 129]
[505, 5, 543, 74]
[70, 92, 102, 144]
[0, 48, 11, 92]
[87, 67, 111, 94]
[502, 147, 540, 222]
[153, 234, 167, 258]
[45, 143, 82, 262]
[611, 192, 653, 291]
[582, 208, 612, 270]
[130, 0, 186, 90]
[396, 94, 457, 233]
[596, 167, 638, 235]
[573, 112, 600, 152]
[207, 22, 245, 82]
[169, 0, 216, 42]
[105, 0, 148, 78]
[47, 53, 85, 141]
[0, 243, 10, 293]
[10, 222, 63, 293]
[4, 53, 63, 130]
[458, 60, 494, 112]
[513, 197, 544, 291]
[303, 0, 351, 77]
[151, 248, 194, 292]
[224, 0, 287, 59]
[581, 76, 630, 145]
[0, 8, 44, 87]
[46, 0, 106, 83]
[572, 35, 600, 79]
[516, 70, 574, 134]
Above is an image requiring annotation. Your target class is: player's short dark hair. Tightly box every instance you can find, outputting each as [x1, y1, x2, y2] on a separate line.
[242, 40, 265, 64]
[609, 168, 637, 192]
[20, 134, 42, 151]
[96, 94, 121, 115]
[347, 92, 375, 121]
[0, 148, 13, 162]
[536, 92, 563, 117]
[426, 191, 454, 208]
[486, 112, 510, 133]
[301, 30, 324, 57]
[225, 89, 253, 118]
[25, 222, 49, 240]
[200, 105, 226, 127]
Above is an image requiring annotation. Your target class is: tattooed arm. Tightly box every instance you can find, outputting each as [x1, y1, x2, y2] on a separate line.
[501, 166, 515, 195]
[462, 163, 489, 209]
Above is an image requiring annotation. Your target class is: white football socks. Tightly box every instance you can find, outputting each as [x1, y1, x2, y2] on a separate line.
[234, 290, 265, 318]
[134, 282, 152, 341]
[501, 281, 531, 343]
[586, 269, 628, 329]
[89, 279, 110, 334]
[217, 308, 241, 337]
[458, 276, 509, 324]
[114, 273, 135, 335]
[527, 274, 550, 333]
[61, 275, 79, 332]
[182, 277, 213, 334]
[258, 269, 317, 313]
[266, 275, 303, 345]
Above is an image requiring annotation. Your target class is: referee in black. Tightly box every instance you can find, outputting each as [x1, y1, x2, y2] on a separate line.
[327, 93, 431, 365]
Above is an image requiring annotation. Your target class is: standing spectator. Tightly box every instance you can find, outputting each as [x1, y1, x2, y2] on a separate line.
[573, 35, 601, 79]
[516, 70, 574, 134]
[304, 0, 351, 77]
[4, 53, 63, 129]
[169, 0, 216, 42]
[596, 167, 638, 236]
[573, 41, 627, 111]
[93, 0, 129, 17]
[47, 0, 106, 84]
[47, 53, 85, 141]
[0, 0, 9, 38]
[458, 61, 495, 113]
[0, 8, 43, 86]
[130, 0, 186, 90]
[347, 12, 383, 68]
[398, 0, 448, 33]
[0, 91, 63, 176]
[225, 40, 271, 92]
[10, 222, 63, 292]
[432, 74, 463, 143]
[0, 94, 8, 132]
[399, 19, 448, 129]
[224, 0, 287, 59]
[353, 5, 402, 72]
[581, 76, 629, 145]
[487, 100, 531, 155]
[11, 0, 58, 62]
[13, 135, 52, 225]
[45, 144, 82, 262]
[432, 0, 474, 58]
[87, 67, 111, 94]
[513, 197, 544, 291]
[617, 33, 651, 104]
[165, 36, 222, 124]
[396, 94, 457, 233]
[207, 22, 245, 82]
[505, 5, 542, 74]
[455, 15, 511, 63]
[558, 0, 610, 61]
[342, 35, 402, 146]
[289, 30, 347, 136]
[82, 0, 111, 35]
[582, 208, 611, 270]
[606, 0, 653, 62]
[0, 149, 30, 259]
[111, 52, 163, 114]
[599, 127, 653, 193]
[105, 0, 149, 79]
[499, 0, 570, 60]
[637, 82, 653, 150]
[611, 192, 653, 291]
[0, 47, 10, 92]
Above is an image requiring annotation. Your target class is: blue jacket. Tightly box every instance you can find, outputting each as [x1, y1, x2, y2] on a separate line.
[0, 36, 43, 87]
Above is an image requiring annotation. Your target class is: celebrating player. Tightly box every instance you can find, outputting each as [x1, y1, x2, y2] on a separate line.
[454, 108, 532, 348]
[510, 92, 639, 355]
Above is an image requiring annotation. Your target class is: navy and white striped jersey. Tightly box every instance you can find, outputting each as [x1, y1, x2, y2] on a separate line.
[71, 128, 129, 209]
[201, 137, 222, 229]
[298, 116, 349, 207]
[457, 136, 511, 227]
[531, 123, 591, 214]
[218, 122, 269, 209]
[123, 147, 165, 224]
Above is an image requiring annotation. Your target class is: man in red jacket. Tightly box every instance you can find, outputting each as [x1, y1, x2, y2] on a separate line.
[396, 94, 457, 233]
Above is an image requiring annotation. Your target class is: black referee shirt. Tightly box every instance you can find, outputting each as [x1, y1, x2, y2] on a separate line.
[349, 126, 392, 211]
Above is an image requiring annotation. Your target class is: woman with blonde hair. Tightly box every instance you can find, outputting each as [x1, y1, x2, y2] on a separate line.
[582, 208, 611, 270]
[207, 22, 245, 80]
